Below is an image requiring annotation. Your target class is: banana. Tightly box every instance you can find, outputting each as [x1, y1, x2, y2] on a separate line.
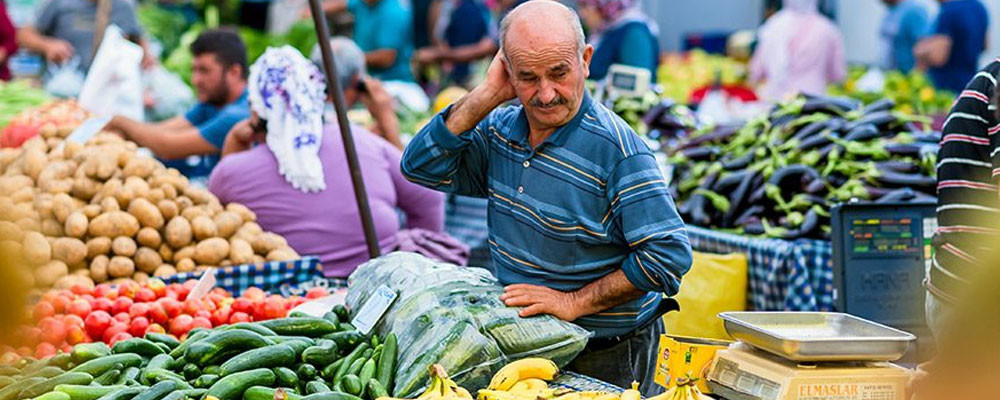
[509, 378, 548, 394]
[645, 387, 676, 400]
[455, 387, 474, 399]
[619, 382, 640, 400]
[487, 358, 559, 391]
[477, 390, 535, 400]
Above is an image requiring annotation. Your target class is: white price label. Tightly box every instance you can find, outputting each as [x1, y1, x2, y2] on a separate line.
[187, 269, 216, 301]
[350, 285, 397, 335]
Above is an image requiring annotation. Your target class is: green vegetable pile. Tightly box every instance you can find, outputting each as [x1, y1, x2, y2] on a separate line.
[0, 312, 397, 400]
[828, 66, 955, 117]
[667, 94, 940, 240]
[137, 4, 191, 58]
[0, 81, 51, 130]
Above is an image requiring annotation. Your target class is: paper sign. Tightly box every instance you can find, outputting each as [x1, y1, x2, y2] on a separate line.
[187, 269, 216, 301]
[290, 291, 348, 318]
[56, 116, 111, 152]
[350, 285, 397, 335]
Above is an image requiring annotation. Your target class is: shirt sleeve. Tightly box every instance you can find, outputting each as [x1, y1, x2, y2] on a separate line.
[400, 105, 491, 198]
[373, 7, 410, 52]
[903, 6, 931, 41]
[381, 140, 445, 232]
[112, 0, 143, 38]
[194, 108, 246, 150]
[606, 153, 692, 295]
[616, 24, 655, 72]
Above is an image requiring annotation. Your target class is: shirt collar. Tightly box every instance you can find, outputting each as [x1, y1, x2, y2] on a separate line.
[509, 91, 593, 149]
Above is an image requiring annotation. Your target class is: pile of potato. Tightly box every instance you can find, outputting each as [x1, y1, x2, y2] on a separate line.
[0, 132, 300, 291]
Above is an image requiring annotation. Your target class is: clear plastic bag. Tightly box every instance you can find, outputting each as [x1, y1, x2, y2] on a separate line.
[347, 252, 591, 397]
[143, 65, 195, 122]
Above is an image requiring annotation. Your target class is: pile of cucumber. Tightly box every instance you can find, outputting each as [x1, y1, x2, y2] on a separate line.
[0, 309, 398, 400]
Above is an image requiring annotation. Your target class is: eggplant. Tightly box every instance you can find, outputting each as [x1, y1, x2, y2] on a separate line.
[790, 119, 831, 142]
[743, 218, 766, 235]
[679, 146, 721, 162]
[748, 185, 767, 205]
[875, 188, 918, 203]
[884, 143, 922, 157]
[912, 131, 943, 143]
[798, 132, 837, 151]
[805, 178, 828, 195]
[768, 164, 821, 194]
[876, 160, 920, 174]
[723, 171, 762, 227]
[777, 209, 821, 240]
[675, 126, 739, 151]
[801, 95, 861, 114]
[713, 170, 755, 193]
[771, 113, 799, 129]
[844, 110, 896, 132]
[843, 124, 879, 141]
[861, 98, 896, 114]
[721, 152, 755, 170]
[680, 171, 720, 227]
[874, 170, 937, 192]
[734, 205, 765, 227]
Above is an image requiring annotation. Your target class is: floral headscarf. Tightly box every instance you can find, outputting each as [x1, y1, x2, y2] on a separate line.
[248, 46, 327, 193]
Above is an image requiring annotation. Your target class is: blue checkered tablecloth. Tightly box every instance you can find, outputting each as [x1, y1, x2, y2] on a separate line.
[553, 371, 623, 392]
[686, 226, 835, 312]
[159, 256, 327, 297]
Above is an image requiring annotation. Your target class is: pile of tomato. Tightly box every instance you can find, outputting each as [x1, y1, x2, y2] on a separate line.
[3, 279, 331, 360]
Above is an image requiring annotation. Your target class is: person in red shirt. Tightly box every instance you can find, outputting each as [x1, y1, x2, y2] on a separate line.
[0, 0, 18, 81]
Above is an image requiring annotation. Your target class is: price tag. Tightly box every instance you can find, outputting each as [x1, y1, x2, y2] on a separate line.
[350, 285, 397, 335]
[291, 291, 347, 318]
[66, 116, 111, 144]
[186, 269, 216, 301]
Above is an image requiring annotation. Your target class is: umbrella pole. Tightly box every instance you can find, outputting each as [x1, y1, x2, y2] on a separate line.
[307, 1, 381, 259]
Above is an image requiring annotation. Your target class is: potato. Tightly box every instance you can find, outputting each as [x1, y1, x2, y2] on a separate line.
[23, 147, 47, 181]
[191, 216, 217, 241]
[158, 244, 174, 263]
[251, 255, 266, 264]
[181, 206, 209, 221]
[148, 188, 165, 203]
[71, 177, 101, 201]
[22, 231, 51, 265]
[34, 197, 54, 220]
[0, 175, 33, 196]
[159, 184, 178, 200]
[123, 176, 150, 200]
[34, 260, 69, 287]
[205, 201, 223, 216]
[266, 247, 299, 262]
[228, 238, 254, 265]
[213, 211, 242, 238]
[220, 260, 232, 267]
[111, 236, 137, 257]
[251, 232, 287, 255]
[89, 211, 140, 238]
[54, 275, 94, 290]
[148, 172, 188, 192]
[81, 204, 102, 219]
[193, 238, 229, 265]
[52, 193, 75, 223]
[175, 196, 193, 210]
[100, 197, 120, 213]
[184, 187, 215, 205]
[52, 237, 87, 266]
[41, 218, 63, 237]
[108, 256, 135, 278]
[165, 216, 193, 248]
[0, 221, 20, 242]
[10, 186, 34, 204]
[64, 211, 89, 238]
[128, 198, 164, 229]
[174, 245, 195, 261]
[90, 255, 109, 283]
[132, 272, 149, 283]
[153, 264, 177, 277]
[62, 141, 82, 159]
[86, 237, 112, 259]
[112, 185, 135, 210]
[157, 200, 179, 220]
[123, 156, 157, 179]
[134, 247, 162, 274]
[134, 227, 160, 249]
[176, 258, 195, 272]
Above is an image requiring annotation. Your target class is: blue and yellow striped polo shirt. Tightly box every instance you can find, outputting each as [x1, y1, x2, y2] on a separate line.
[401, 93, 692, 338]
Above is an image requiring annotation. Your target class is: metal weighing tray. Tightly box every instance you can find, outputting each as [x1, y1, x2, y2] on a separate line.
[719, 312, 916, 362]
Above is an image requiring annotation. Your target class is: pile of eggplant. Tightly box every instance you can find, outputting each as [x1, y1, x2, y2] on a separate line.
[666, 94, 940, 240]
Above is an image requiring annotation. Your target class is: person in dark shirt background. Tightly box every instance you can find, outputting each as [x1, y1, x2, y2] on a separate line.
[915, 0, 988, 93]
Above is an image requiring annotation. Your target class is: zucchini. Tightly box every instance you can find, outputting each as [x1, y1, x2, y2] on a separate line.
[205, 368, 276, 400]
[357, 359, 375, 391]
[55, 384, 126, 400]
[143, 368, 192, 389]
[193, 374, 220, 389]
[304, 381, 330, 395]
[375, 333, 396, 392]
[182, 363, 201, 381]
[112, 338, 165, 357]
[19, 372, 93, 399]
[269, 337, 315, 347]
[345, 359, 364, 379]
[295, 364, 318, 382]
[144, 334, 180, 350]
[321, 312, 339, 324]
[158, 392, 184, 400]
[301, 393, 361, 400]
[0, 376, 11, 388]
[300, 340, 338, 367]
[22, 366, 64, 379]
[273, 367, 298, 390]
[71, 354, 142, 376]
[0, 367, 17, 376]
[218, 323, 277, 337]
[169, 331, 210, 359]
[275, 340, 311, 359]
[369, 336, 379, 348]
[341, 375, 362, 396]
[0, 377, 43, 400]
[93, 366, 122, 386]
[178, 389, 206, 398]
[332, 343, 367, 384]
[145, 355, 174, 373]
[320, 332, 364, 350]
[243, 387, 303, 400]
[32, 392, 70, 400]
[258, 318, 338, 338]
[318, 359, 342, 381]
[95, 387, 145, 400]
[115, 368, 140, 386]
[331, 306, 349, 323]
[131, 381, 177, 400]
[219, 344, 296, 376]
[366, 379, 388, 400]
[48, 354, 73, 370]
[186, 330, 275, 366]
[203, 365, 222, 375]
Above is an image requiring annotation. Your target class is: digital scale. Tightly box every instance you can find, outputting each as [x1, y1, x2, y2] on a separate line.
[598, 64, 652, 98]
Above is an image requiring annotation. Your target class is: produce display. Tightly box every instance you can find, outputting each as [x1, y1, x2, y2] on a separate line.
[667, 95, 939, 240]
[9, 279, 328, 359]
[828, 66, 954, 116]
[346, 253, 589, 397]
[2, 100, 89, 149]
[657, 50, 746, 104]
[0, 131, 300, 291]
[0, 313, 393, 400]
[0, 81, 51, 132]
[610, 92, 699, 140]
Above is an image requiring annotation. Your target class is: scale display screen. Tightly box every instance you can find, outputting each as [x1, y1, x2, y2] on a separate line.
[847, 216, 922, 257]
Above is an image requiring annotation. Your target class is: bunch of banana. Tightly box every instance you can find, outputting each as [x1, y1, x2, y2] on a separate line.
[479, 359, 642, 400]
[377, 364, 473, 400]
[648, 377, 712, 400]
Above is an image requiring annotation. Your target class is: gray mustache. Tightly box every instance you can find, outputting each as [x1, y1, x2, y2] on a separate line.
[530, 96, 567, 108]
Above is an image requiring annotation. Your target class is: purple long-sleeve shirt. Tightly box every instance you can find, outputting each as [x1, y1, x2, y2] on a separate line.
[209, 124, 445, 278]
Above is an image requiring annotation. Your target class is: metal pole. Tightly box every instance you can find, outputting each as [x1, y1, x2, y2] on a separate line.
[307, 0, 381, 259]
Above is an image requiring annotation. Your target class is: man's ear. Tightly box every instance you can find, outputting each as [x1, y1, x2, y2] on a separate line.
[582, 44, 594, 79]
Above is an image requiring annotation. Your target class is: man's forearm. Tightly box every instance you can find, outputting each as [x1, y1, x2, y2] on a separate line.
[441, 38, 497, 64]
[365, 49, 397, 69]
[15, 27, 49, 53]
[444, 86, 505, 134]
[570, 269, 645, 317]
[321, 0, 347, 15]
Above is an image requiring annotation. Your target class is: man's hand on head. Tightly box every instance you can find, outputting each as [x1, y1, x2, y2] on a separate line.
[501, 283, 586, 321]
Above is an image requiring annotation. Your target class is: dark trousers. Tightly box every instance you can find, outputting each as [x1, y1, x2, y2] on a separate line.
[568, 319, 666, 397]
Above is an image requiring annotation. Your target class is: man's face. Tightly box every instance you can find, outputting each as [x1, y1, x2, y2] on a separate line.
[192, 53, 232, 106]
[505, 35, 592, 132]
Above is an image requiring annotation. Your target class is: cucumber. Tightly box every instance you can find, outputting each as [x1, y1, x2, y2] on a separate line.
[182, 363, 201, 381]
[22, 366, 64, 379]
[71, 354, 142, 376]
[360, 349, 372, 361]
[158, 392, 184, 400]
[331, 306, 348, 323]
[145, 355, 174, 373]
[178, 389, 206, 398]
[273, 367, 298, 390]
[116, 367, 140, 386]
[219, 344, 296, 376]
[275, 340, 311, 359]
[218, 323, 277, 337]
[143, 369, 192, 389]
[131, 381, 177, 400]
[48, 354, 73, 370]
[320, 332, 364, 350]
[0, 367, 17, 376]
[341, 375, 362, 396]
[112, 338, 165, 357]
[295, 364, 318, 382]
[370, 345, 382, 363]
[301, 393, 361, 400]
[169, 331, 210, 359]
[70, 343, 111, 365]
[243, 387, 303, 400]
[357, 359, 375, 391]
[258, 318, 338, 338]
[55, 384, 126, 400]
[375, 333, 396, 392]
[203, 365, 222, 376]
[205, 368, 276, 400]
[144, 334, 180, 351]
[32, 392, 70, 400]
[321, 312, 339, 324]
[186, 330, 275, 366]
[300, 340, 338, 368]
[94, 387, 145, 400]
[333, 343, 368, 384]
[304, 381, 330, 395]
[345, 359, 364, 379]
[370, 336, 379, 348]
[19, 372, 93, 399]
[0, 377, 43, 400]
[193, 374, 220, 389]
[269, 336, 315, 347]
[317, 359, 342, 381]
[287, 311, 310, 318]
[93, 366, 122, 386]
[366, 379, 388, 400]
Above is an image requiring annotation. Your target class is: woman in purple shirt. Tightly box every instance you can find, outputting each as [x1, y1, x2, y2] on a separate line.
[209, 45, 451, 279]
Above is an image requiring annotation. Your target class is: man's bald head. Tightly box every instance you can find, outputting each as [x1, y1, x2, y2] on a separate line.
[498, 0, 586, 62]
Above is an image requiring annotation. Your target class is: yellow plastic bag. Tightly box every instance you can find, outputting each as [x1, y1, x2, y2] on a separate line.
[662, 251, 748, 340]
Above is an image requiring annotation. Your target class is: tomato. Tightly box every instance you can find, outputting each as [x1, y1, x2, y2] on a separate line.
[200, 298, 217, 312]
[183, 299, 203, 316]
[39, 318, 67, 344]
[34, 342, 57, 359]
[191, 316, 212, 331]
[169, 315, 194, 336]
[65, 325, 87, 345]
[159, 298, 182, 318]
[21, 327, 41, 347]
[128, 317, 150, 338]
[128, 302, 150, 319]
[135, 288, 156, 303]
[113, 312, 131, 324]
[230, 298, 253, 314]
[118, 281, 140, 299]
[146, 324, 167, 335]
[242, 287, 266, 302]
[92, 297, 113, 313]
[60, 343, 73, 354]
[147, 303, 168, 325]
[261, 296, 286, 320]
[33, 301, 55, 321]
[182, 280, 198, 290]
[62, 314, 84, 328]
[84, 311, 112, 339]
[93, 284, 113, 299]
[0, 122, 40, 149]
[112, 297, 133, 315]
[102, 323, 128, 343]
[70, 284, 92, 296]
[0, 351, 19, 365]
[49, 295, 70, 314]
[107, 332, 133, 346]
[211, 306, 232, 327]
[67, 299, 92, 319]
[146, 279, 167, 298]
[305, 287, 329, 299]
[228, 312, 251, 324]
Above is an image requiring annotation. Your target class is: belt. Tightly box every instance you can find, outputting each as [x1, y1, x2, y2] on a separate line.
[585, 297, 679, 351]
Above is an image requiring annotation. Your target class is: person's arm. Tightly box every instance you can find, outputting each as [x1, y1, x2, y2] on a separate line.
[383, 141, 445, 232]
[400, 53, 514, 197]
[440, 37, 497, 63]
[107, 116, 218, 159]
[915, 35, 951, 68]
[503, 154, 693, 321]
[220, 119, 256, 157]
[359, 77, 402, 149]
[15, 27, 72, 62]
[365, 49, 397, 69]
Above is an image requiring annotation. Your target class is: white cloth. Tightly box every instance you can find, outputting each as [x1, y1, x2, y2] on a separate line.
[248, 46, 328, 193]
